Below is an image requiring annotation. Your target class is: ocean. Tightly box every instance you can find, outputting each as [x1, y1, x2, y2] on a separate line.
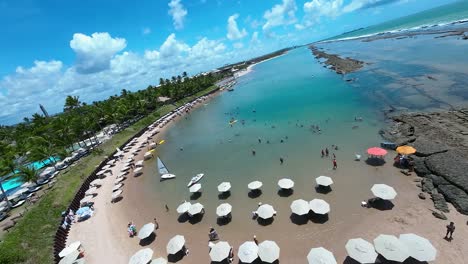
[325, 1, 468, 41]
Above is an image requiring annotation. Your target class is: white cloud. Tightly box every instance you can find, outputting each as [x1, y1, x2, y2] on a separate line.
[250, 31, 260, 45]
[299, 0, 343, 28]
[343, 0, 403, 13]
[233, 42, 244, 49]
[142, 27, 151, 35]
[168, 0, 188, 30]
[70, 32, 127, 74]
[262, 0, 297, 32]
[227, 14, 248, 40]
[159, 33, 190, 58]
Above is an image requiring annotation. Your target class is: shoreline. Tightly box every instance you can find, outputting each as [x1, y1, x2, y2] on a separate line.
[234, 53, 287, 78]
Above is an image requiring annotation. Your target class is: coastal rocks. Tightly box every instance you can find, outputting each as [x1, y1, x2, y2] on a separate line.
[309, 46, 364, 74]
[412, 137, 448, 157]
[428, 174, 450, 186]
[432, 211, 448, 220]
[421, 178, 435, 193]
[431, 192, 450, 213]
[418, 193, 426, 200]
[412, 157, 431, 176]
[437, 185, 468, 214]
[425, 150, 468, 194]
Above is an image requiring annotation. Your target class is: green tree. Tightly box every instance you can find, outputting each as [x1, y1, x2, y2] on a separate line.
[18, 166, 40, 184]
[64, 95, 81, 112]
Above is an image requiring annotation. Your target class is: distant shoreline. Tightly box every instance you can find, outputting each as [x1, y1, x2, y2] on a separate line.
[234, 53, 287, 78]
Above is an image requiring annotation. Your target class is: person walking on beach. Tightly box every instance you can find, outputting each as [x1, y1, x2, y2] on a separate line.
[280, 157, 284, 165]
[445, 222, 455, 240]
[165, 204, 169, 212]
[325, 148, 329, 157]
[252, 149, 256, 156]
[333, 159, 337, 170]
[258, 138, 262, 143]
[321, 149, 324, 158]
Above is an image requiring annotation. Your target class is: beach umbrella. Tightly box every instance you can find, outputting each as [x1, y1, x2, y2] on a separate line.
[307, 247, 337, 264]
[396, 146, 416, 155]
[188, 203, 204, 216]
[121, 166, 131, 172]
[59, 241, 81, 258]
[399, 233, 437, 262]
[216, 203, 232, 217]
[112, 189, 123, 201]
[138, 223, 155, 240]
[80, 196, 93, 205]
[90, 179, 103, 186]
[166, 235, 185, 255]
[73, 259, 85, 264]
[309, 199, 330, 215]
[129, 248, 153, 264]
[217, 182, 232, 192]
[84, 187, 97, 196]
[209, 241, 231, 262]
[135, 160, 144, 167]
[189, 183, 201, 193]
[58, 249, 79, 264]
[248, 181, 263, 190]
[278, 178, 294, 189]
[126, 157, 134, 162]
[290, 199, 310, 216]
[113, 183, 123, 191]
[367, 147, 387, 156]
[96, 170, 107, 176]
[102, 165, 112, 170]
[151, 257, 167, 264]
[238, 241, 259, 263]
[134, 167, 143, 175]
[371, 184, 397, 200]
[118, 171, 128, 177]
[345, 238, 378, 264]
[257, 204, 276, 219]
[315, 176, 333, 187]
[176, 201, 191, 214]
[115, 177, 125, 184]
[258, 240, 280, 263]
[374, 234, 409, 262]
[76, 207, 93, 218]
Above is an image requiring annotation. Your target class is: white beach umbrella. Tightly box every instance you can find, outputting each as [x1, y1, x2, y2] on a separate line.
[189, 183, 202, 193]
[96, 170, 107, 176]
[188, 203, 204, 216]
[151, 257, 167, 264]
[371, 184, 397, 200]
[278, 178, 294, 189]
[399, 233, 437, 262]
[166, 235, 185, 255]
[129, 248, 153, 264]
[80, 196, 93, 205]
[113, 183, 123, 192]
[135, 160, 144, 167]
[85, 187, 98, 196]
[209, 241, 231, 262]
[290, 199, 310, 216]
[126, 157, 134, 162]
[258, 240, 280, 263]
[374, 234, 409, 262]
[315, 176, 334, 187]
[257, 204, 276, 219]
[307, 247, 337, 264]
[58, 250, 79, 264]
[309, 199, 330, 215]
[90, 179, 103, 186]
[216, 203, 232, 217]
[59, 241, 81, 258]
[138, 223, 156, 240]
[121, 166, 131, 172]
[345, 238, 378, 264]
[144, 152, 152, 160]
[217, 182, 232, 192]
[248, 181, 263, 190]
[107, 159, 116, 165]
[134, 167, 143, 175]
[118, 171, 128, 177]
[176, 201, 191, 214]
[115, 177, 125, 184]
[102, 165, 112, 170]
[238, 241, 259, 263]
[112, 189, 123, 201]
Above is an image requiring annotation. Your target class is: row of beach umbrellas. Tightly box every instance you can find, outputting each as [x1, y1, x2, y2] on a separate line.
[291, 198, 331, 215]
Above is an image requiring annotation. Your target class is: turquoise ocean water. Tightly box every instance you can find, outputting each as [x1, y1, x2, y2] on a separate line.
[325, 1, 468, 41]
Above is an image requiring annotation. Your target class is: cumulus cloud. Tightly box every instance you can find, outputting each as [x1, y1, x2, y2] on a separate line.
[262, 0, 297, 32]
[168, 0, 188, 30]
[70, 32, 126, 74]
[343, 0, 403, 13]
[300, 0, 343, 27]
[227, 14, 248, 40]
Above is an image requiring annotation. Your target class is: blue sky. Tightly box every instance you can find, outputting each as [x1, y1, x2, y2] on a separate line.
[0, 0, 458, 124]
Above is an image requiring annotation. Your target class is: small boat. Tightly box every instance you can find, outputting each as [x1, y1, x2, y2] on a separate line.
[161, 173, 176, 179]
[187, 173, 204, 187]
[227, 88, 234, 92]
[157, 157, 169, 175]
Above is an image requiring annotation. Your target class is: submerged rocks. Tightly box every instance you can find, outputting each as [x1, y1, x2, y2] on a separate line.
[425, 150, 468, 194]
[438, 185, 468, 214]
[431, 192, 450, 213]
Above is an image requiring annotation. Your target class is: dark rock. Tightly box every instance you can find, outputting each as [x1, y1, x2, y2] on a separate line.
[425, 150, 468, 193]
[413, 178, 422, 182]
[416, 183, 422, 188]
[437, 185, 468, 215]
[412, 137, 449, 157]
[428, 174, 450, 186]
[432, 211, 447, 220]
[412, 157, 431, 177]
[418, 193, 426, 199]
[422, 178, 435, 193]
[431, 193, 450, 213]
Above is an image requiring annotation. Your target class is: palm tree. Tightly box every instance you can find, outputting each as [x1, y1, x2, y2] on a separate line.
[64, 95, 81, 112]
[18, 166, 39, 185]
